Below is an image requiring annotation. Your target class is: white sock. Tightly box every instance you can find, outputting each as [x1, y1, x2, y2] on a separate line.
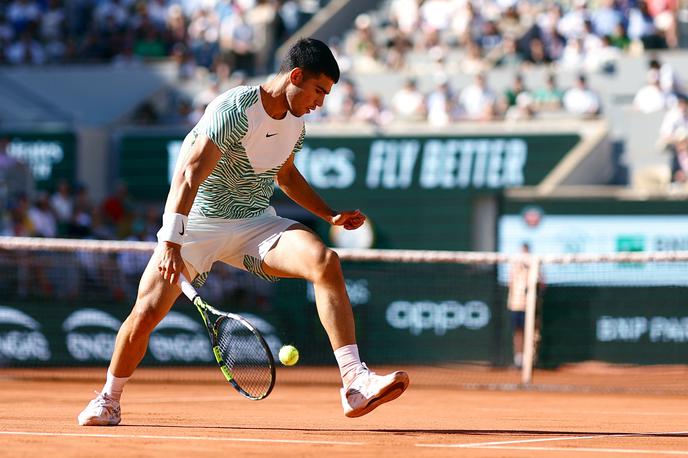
[102, 369, 129, 401]
[334, 344, 364, 386]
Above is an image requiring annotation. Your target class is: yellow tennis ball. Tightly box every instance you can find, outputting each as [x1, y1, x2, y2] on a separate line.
[278, 345, 299, 366]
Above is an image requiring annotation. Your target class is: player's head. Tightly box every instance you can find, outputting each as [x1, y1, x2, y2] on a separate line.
[280, 38, 340, 117]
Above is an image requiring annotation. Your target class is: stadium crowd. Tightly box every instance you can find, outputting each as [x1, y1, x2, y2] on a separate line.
[1, 0, 688, 224]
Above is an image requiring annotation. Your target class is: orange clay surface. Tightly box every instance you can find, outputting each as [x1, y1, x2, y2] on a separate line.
[2, 367, 688, 458]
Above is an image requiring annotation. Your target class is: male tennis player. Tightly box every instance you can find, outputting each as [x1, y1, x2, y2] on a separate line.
[78, 38, 409, 426]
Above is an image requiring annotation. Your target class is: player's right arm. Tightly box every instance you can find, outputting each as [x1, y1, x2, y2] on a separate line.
[158, 134, 222, 284]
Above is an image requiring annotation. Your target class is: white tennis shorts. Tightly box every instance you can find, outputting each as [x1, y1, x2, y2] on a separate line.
[180, 206, 298, 286]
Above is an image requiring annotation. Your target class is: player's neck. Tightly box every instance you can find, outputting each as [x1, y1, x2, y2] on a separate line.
[259, 77, 289, 120]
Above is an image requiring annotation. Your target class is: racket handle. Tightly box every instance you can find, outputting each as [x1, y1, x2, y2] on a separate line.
[179, 273, 199, 301]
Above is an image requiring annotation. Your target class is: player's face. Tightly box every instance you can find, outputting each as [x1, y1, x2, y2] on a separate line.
[287, 69, 334, 117]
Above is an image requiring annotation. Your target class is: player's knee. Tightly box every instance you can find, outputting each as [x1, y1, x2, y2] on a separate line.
[127, 305, 163, 337]
[309, 247, 340, 282]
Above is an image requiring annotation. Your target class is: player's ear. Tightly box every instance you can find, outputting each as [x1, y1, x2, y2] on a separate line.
[289, 68, 305, 86]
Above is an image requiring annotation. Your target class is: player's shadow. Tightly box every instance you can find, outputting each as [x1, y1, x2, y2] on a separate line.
[123, 425, 688, 438]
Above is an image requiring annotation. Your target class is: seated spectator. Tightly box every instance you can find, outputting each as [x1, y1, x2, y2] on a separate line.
[460, 40, 489, 75]
[592, 0, 623, 37]
[51, 179, 72, 234]
[558, 37, 585, 70]
[426, 77, 455, 126]
[648, 57, 684, 96]
[0, 137, 34, 205]
[7, 0, 41, 36]
[669, 133, 688, 188]
[563, 74, 601, 117]
[533, 73, 564, 112]
[458, 73, 497, 121]
[609, 23, 631, 50]
[7, 29, 45, 64]
[391, 78, 426, 122]
[628, 0, 665, 49]
[659, 93, 688, 146]
[648, 0, 679, 48]
[28, 192, 57, 238]
[489, 34, 523, 69]
[584, 35, 620, 73]
[354, 94, 393, 126]
[633, 69, 669, 113]
[558, 0, 589, 40]
[505, 92, 536, 121]
[502, 74, 527, 113]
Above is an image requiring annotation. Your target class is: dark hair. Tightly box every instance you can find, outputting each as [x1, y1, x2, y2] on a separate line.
[280, 38, 340, 83]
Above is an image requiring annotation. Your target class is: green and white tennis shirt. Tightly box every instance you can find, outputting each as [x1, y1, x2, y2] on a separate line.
[189, 85, 305, 220]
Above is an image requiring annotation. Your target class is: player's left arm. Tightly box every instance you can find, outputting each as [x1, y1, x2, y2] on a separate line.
[276, 154, 365, 230]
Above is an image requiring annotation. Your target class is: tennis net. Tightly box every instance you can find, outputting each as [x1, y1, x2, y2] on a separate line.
[1, 236, 688, 393]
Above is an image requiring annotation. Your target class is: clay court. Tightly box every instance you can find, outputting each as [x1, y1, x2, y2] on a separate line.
[3, 366, 688, 457]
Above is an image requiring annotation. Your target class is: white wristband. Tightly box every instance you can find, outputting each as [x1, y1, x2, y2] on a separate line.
[156, 213, 188, 246]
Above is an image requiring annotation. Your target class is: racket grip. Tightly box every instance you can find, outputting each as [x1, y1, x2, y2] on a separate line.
[179, 273, 199, 301]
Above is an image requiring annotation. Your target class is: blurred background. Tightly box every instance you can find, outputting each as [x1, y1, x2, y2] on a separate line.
[2, 0, 688, 390]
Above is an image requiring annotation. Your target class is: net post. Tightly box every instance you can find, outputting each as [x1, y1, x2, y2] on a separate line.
[521, 255, 540, 385]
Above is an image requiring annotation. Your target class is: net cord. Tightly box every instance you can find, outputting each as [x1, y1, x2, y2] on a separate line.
[2, 236, 688, 265]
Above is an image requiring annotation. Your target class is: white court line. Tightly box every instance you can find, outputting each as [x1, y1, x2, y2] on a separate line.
[417, 430, 688, 448]
[0, 431, 363, 446]
[475, 446, 688, 455]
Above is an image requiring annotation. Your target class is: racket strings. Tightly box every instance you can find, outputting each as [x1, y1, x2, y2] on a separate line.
[216, 317, 273, 399]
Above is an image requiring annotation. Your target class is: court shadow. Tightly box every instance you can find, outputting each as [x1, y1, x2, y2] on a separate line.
[122, 425, 688, 438]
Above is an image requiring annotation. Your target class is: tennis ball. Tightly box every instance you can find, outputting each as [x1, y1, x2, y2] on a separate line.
[278, 345, 299, 366]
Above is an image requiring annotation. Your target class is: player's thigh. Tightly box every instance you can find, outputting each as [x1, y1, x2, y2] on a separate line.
[261, 223, 335, 280]
[132, 247, 186, 319]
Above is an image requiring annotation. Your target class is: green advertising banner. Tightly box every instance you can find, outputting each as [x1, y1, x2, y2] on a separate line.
[117, 131, 579, 250]
[2, 130, 76, 191]
[272, 262, 510, 366]
[539, 286, 688, 366]
[0, 261, 510, 368]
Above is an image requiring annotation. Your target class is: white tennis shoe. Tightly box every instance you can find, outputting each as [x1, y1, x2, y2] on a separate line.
[77, 392, 121, 426]
[340, 364, 409, 418]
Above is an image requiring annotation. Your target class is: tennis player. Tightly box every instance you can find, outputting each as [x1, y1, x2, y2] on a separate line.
[78, 38, 409, 426]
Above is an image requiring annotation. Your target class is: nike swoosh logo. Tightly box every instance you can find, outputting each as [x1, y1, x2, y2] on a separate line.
[179, 220, 185, 236]
[265, 133, 278, 138]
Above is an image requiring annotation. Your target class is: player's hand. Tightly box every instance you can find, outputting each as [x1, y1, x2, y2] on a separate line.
[331, 209, 366, 230]
[158, 241, 184, 285]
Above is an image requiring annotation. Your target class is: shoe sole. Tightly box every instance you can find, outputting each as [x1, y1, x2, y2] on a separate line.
[78, 416, 121, 426]
[345, 371, 410, 418]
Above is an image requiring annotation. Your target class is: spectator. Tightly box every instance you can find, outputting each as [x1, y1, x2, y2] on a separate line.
[628, 1, 664, 49]
[7, 29, 46, 64]
[426, 77, 455, 126]
[354, 94, 393, 126]
[391, 78, 426, 122]
[458, 73, 497, 121]
[7, 0, 41, 36]
[0, 137, 34, 207]
[533, 73, 564, 112]
[592, 0, 623, 37]
[460, 40, 489, 75]
[563, 74, 601, 117]
[502, 73, 527, 112]
[609, 22, 631, 50]
[648, 57, 683, 96]
[633, 69, 669, 113]
[648, 0, 679, 48]
[670, 133, 688, 189]
[101, 182, 133, 236]
[659, 94, 688, 146]
[28, 192, 57, 238]
[4, 193, 34, 237]
[51, 179, 73, 233]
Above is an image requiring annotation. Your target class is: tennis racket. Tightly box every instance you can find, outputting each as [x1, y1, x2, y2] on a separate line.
[179, 274, 276, 400]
